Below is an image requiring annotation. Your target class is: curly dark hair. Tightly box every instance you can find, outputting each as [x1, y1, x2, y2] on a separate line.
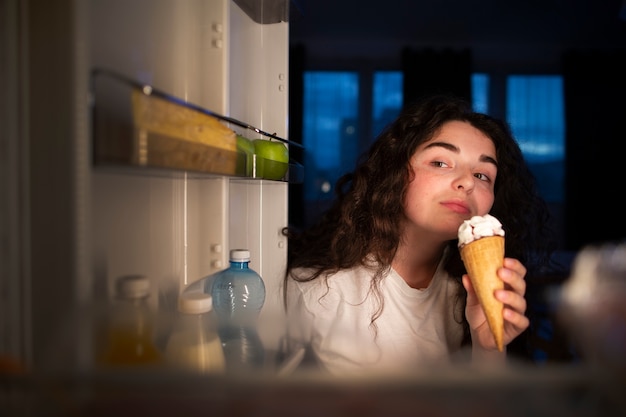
[283, 93, 558, 354]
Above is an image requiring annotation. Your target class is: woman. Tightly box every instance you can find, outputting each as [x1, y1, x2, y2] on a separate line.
[282, 94, 556, 375]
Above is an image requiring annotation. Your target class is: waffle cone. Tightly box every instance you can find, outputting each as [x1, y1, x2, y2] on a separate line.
[460, 235, 505, 351]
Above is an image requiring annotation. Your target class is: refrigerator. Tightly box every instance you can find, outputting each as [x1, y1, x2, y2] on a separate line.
[1, 0, 294, 373]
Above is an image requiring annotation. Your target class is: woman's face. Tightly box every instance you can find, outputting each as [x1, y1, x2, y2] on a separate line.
[404, 120, 497, 241]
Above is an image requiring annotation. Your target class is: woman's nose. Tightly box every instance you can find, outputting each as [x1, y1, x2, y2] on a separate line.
[453, 170, 474, 191]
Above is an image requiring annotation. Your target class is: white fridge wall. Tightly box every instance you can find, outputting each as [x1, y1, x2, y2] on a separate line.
[91, 173, 228, 311]
[90, 0, 228, 113]
[89, 0, 289, 351]
[229, 3, 289, 132]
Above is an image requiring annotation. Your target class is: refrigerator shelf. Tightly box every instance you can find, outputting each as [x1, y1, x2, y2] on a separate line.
[2, 364, 623, 417]
[90, 68, 303, 183]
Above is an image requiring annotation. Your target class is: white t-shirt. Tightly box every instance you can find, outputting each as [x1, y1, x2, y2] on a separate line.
[285, 257, 466, 376]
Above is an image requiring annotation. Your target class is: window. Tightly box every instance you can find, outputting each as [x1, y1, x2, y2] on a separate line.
[471, 73, 489, 114]
[302, 72, 359, 207]
[372, 71, 403, 136]
[506, 75, 565, 202]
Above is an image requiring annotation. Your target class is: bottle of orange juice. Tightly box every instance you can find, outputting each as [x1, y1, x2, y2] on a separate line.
[97, 275, 163, 368]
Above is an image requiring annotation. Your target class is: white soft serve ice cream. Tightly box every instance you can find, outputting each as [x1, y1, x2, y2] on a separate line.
[458, 214, 505, 247]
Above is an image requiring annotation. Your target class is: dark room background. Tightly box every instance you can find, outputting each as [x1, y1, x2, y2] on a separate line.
[286, 0, 626, 254]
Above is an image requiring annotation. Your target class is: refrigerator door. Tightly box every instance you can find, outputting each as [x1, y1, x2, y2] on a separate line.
[89, 0, 290, 358]
[1, 0, 291, 371]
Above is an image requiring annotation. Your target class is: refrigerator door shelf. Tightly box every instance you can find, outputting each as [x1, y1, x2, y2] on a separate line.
[91, 68, 303, 182]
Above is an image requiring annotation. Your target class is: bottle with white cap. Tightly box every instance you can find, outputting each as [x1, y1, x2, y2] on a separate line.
[97, 275, 163, 367]
[164, 292, 226, 374]
[209, 249, 266, 372]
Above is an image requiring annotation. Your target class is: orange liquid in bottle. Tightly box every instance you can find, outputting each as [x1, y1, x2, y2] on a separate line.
[96, 275, 163, 368]
[98, 326, 163, 366]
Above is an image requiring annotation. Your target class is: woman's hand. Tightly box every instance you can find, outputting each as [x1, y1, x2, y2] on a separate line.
[462, 257, 530, 353]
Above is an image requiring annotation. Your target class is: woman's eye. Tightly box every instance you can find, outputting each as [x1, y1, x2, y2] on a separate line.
[431, 161, 449, 168]
[475, 173, 491, 182]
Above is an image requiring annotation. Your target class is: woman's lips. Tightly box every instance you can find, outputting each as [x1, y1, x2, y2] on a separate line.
[441, 201, 470, 214]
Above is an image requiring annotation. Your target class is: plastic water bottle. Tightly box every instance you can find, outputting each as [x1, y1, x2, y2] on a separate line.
[165, 292, 226, 374]
[209, 249, 266, 372]
[97, 275, 163, 368]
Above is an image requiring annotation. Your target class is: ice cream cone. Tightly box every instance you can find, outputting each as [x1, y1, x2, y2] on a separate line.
[460, 235, 505, 352]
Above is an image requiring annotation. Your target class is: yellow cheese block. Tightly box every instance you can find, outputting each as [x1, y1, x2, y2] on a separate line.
[131, 90, 236, 152]
[130, 90, 237, 175]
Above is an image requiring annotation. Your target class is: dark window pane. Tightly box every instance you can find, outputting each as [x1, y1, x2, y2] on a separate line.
[372, 71, 403, 136]
[302, 72, 359, 221]
[472, 73, 489, 113]
[507, 75, 565, 202]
